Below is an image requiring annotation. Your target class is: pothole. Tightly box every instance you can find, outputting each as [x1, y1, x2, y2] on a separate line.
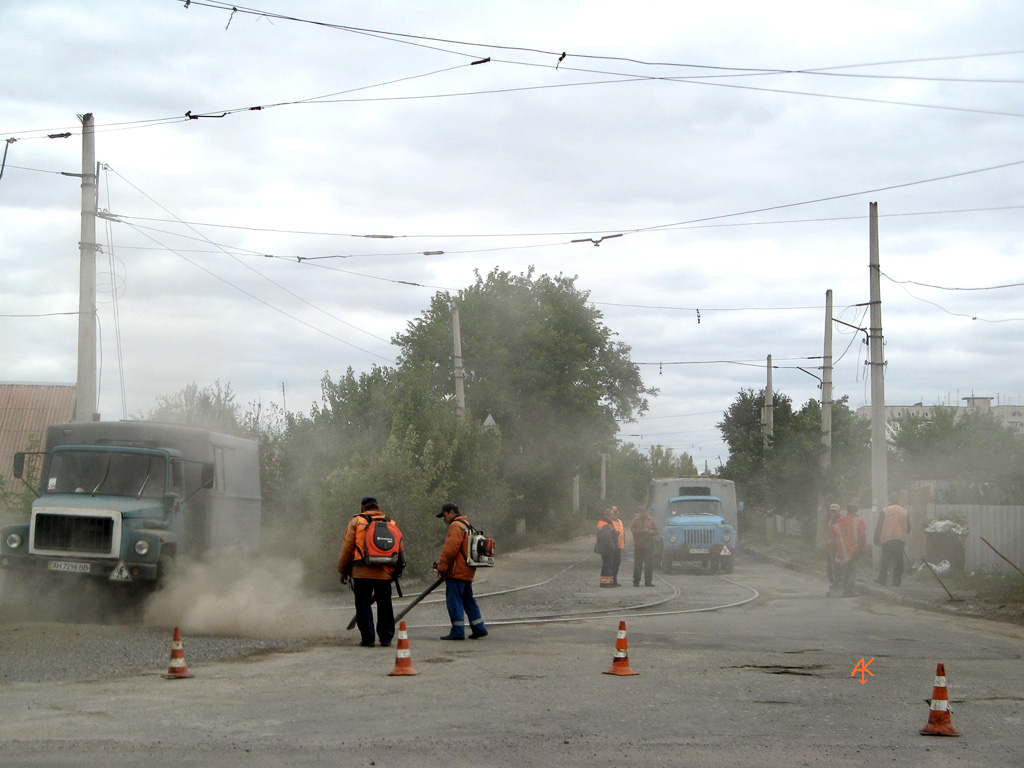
[732, 664, 827, 676]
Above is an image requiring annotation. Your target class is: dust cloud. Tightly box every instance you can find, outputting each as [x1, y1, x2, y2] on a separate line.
[0, 568, 137, 623]
[143, 553, 340, 639]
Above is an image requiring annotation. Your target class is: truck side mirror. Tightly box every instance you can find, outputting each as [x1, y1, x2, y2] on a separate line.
[13, 452, 25, 479]
[200, 462, 215, 490]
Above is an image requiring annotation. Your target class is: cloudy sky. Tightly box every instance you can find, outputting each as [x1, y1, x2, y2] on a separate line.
[2, 0, 1022, 469]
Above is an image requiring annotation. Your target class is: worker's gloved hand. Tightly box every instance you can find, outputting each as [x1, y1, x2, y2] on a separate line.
[340, 574, 349, 585]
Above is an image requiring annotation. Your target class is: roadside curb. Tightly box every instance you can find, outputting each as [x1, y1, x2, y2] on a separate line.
[741, 545, 965, 617]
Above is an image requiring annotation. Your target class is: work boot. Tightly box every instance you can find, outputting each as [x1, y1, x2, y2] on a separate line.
[439, 634, 465, 641]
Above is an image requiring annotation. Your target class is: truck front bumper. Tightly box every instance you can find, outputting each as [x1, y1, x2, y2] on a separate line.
[0, 553, 158, 582]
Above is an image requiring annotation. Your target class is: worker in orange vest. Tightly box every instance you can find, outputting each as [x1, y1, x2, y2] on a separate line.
[828, 503, 866, 597]
[874, 495, 910, 587]
[595, 508, 619, 588]
[610, 506, 625, 586]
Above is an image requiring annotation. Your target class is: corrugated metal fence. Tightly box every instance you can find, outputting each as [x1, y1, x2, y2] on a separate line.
[928, 504, 1024, 576]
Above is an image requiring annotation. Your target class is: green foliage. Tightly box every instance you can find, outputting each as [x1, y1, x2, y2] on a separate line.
[648, 445, 698, 478]
[603, 443, 654, 515]
[143, 380, 244, 436]
[888, 407, 1024, 504]
[146, 269, 653, 581]
[392, 267, 653, 525]
[718, 388, 870, 526]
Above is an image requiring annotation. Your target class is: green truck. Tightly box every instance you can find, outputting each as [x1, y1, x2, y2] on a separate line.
[1, 421, 261, 587]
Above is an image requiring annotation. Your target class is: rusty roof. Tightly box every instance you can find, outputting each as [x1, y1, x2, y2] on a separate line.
[0, 383, 75, 492]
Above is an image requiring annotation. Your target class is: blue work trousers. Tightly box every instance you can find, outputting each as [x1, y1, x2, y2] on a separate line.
[444, 578, 486, 638]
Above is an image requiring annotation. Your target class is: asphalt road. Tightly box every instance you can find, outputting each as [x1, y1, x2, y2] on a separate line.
[1, 537, 1022, 767]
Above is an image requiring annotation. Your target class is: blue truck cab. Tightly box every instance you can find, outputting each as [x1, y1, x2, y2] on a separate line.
[660, 495, 736, 574]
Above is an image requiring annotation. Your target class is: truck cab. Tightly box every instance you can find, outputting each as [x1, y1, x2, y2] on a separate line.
[660, 495, 735, 573]
[1, 421, 260, 587]
[649, 477, 739, 574]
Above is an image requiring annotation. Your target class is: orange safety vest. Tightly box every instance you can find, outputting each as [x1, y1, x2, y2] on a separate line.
[612, 519, 625, 549]
[831, 513, 866, 564]
[878, 504, 909, 544]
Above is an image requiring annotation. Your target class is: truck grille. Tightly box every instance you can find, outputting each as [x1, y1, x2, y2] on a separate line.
[684, 528, 714, 547]
[33, 513, 115, 554]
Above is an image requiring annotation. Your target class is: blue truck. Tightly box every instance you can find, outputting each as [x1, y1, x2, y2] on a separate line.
[648, 478, 738, 574]
[1, 420, 261, 588]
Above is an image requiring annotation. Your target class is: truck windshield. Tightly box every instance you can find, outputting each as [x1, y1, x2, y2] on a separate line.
[46, 450, 168, 500]
[669, 499, 722, 516]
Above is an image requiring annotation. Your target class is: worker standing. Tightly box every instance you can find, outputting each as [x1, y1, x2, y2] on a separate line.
[435, 502, 488, 641]
[595, 508, 618, 588]
[828, 503, 866, 597]
[874, 495, 910, 587]
[630, 506, 660, 587]
[824, 503, 842, 591]
[337, 496, 405, 647]
[610, 506, 625, 586]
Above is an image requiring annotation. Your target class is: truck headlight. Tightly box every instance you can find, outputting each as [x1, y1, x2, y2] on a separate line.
[5, 533, 22, 550]
[668, 534, 678, 545]
[723, 532, 732, 543]
[134, 539, 150, 556]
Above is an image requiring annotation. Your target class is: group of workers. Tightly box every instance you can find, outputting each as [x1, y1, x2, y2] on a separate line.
[338, 492, 914, 645]
[336, 498, 488, 648]
[595, 497, 912, 597]
[595, 505, 661, 588]
[825, 497, 911, 597]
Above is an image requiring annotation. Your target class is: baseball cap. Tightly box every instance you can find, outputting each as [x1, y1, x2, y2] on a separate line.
[437, 502, 459, 518]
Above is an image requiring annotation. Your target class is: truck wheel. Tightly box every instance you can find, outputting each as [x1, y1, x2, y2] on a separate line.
[660, 554, 673, 573]
[155, 555, 176, 590]
[719, 556, 734, 574]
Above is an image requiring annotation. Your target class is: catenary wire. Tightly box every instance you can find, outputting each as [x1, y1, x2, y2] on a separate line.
[104, 167, 398, 347]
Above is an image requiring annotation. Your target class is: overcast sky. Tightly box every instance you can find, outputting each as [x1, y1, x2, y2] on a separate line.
[2, 0, 1022, 469]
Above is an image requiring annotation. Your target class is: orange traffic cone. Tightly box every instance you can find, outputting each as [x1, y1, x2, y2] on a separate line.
[920, 662, 959, 736]
[162, 627, 194, 679]
[603, 620, 638, 676]
[388, 621, 419, 676]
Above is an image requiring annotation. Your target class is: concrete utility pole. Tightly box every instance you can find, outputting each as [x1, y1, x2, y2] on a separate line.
[821, 289, 834, 473]
[452, 305, 466, 422]
[762, 354, 774, 448]
[817, 289, 834, 548]
[868, 202, 888, 513]
[74, 113, 99, 422]
[600, 453, 608, 501]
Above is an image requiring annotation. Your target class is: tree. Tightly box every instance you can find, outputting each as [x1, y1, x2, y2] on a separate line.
[143, 380, 243, 436]
[718, 388, 870, 529]
[392, 268, 653, 528]
[648, 445, 697, 478]
[889, 407, 1024, 504]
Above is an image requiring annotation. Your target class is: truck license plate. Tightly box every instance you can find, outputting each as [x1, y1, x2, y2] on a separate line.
[47, 560, 91, 573]
[689, 548, 710, 554]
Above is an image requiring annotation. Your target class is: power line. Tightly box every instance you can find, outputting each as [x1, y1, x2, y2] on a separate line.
[106, 162, 1024, 244]
[104, 167, 398, 347]
[884, 276, 1024, 323]
[181, 1, 1024, 82]
[882, 273, 1024, 291]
